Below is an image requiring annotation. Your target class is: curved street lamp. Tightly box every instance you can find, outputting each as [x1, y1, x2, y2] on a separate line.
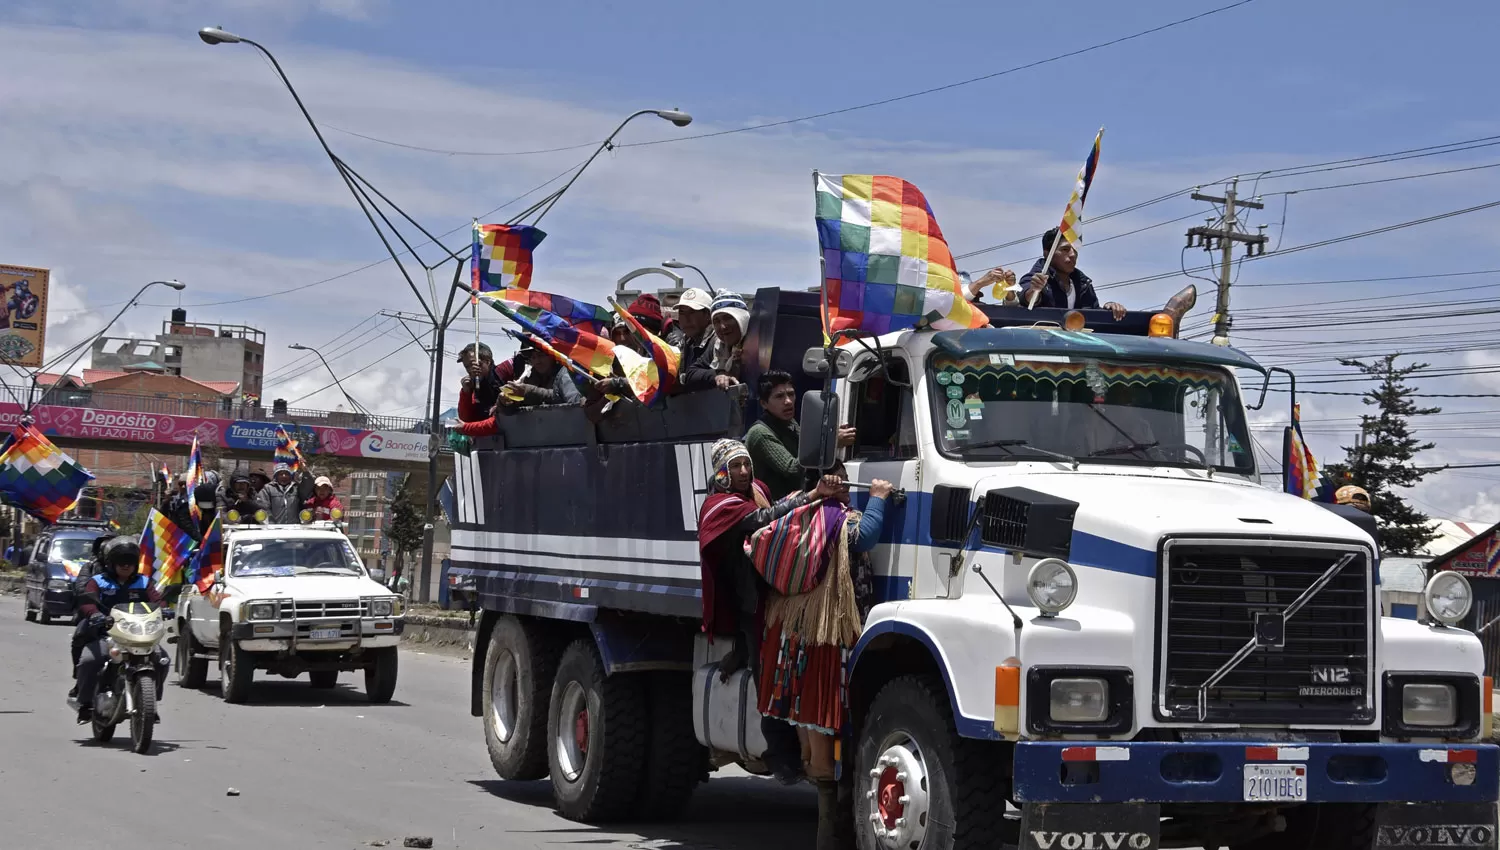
[288, 343, 368, 415]
[32, 279, 188, 411]
[661, 259, 715, 296]
[530, 109, 694, 226]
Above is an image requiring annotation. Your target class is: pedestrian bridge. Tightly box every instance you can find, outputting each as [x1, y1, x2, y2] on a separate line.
[0, 383, 439, 472]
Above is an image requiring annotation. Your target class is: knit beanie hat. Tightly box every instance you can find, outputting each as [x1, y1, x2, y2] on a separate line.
[627, 294, 665, 334]
[710, 291, 750, 338]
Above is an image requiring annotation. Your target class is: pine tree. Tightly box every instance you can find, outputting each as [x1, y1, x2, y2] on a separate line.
[382, 475, 426, 576]
[1325, 354, 1441, 556]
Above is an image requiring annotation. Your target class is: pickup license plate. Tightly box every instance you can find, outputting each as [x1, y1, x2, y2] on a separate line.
[308, 627, 342, 640]
[1243, 764, 1307, 802]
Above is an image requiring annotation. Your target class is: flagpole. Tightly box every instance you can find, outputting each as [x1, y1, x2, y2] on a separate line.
[471, 220, 481, 356]
[813, 171, 831, 345]
[1028, 128, 1104, 310]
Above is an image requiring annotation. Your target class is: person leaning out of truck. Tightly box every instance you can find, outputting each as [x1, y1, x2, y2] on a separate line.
[744, 370, 856, 500]
[670, 288, 724, 394]
[303, 476, 344, 521]
[1020, 227, 1127, 320]
[457, 342, 524, 424]
[757, 462, 892, 845]
[707, 291, 749, 387]
[451, 339, 583, 438]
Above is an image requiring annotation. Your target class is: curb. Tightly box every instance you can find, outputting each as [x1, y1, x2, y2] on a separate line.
[0, 574, 21, 595]
[401, 612, 476, 654]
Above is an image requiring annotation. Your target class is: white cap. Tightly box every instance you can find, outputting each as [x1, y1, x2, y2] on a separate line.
[678, 288, 713, 313]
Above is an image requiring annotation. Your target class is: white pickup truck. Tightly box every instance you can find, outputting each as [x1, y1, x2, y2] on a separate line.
[174, 522, 405, 704]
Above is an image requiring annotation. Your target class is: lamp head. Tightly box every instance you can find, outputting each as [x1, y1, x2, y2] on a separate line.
[288, 344, 308, 351]
[653, 109, 693, 128]
[156, 279, 187, 291]
[661, 259, 687, 270]
[198, 26, 243, 45]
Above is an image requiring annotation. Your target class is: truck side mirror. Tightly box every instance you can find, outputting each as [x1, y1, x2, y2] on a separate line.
[797, 390, 839, 470]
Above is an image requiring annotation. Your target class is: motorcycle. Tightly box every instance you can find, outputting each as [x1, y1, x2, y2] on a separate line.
[78, 602, 169, 753]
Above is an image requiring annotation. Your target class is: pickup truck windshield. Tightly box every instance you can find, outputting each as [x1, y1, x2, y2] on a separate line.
[928, 351, 1256, 474]
[229, 538, 363, 578]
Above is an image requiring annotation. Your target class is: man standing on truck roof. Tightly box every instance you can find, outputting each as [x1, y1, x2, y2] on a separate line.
[745, 371, 856, 500]
[263, 463, 304, 524]
[1020, 227, 1128, 320]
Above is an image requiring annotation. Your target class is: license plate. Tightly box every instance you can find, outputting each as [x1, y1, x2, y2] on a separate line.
[1244, 764, 1307, 802]
[309, 627, 342, 640]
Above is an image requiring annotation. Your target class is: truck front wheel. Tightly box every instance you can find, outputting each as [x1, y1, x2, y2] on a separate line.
[365, 647, 398, 703]
[855, 674, 1009, 850]
[483, 615, 560, 781]
[220, 639, 255, 704]
[547, 638, 647, 823]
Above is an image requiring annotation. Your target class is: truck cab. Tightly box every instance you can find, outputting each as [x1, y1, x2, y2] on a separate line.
[22, 519, 113, 625]
[175, 521, 405, 704]
[455, 290, 1496, 850]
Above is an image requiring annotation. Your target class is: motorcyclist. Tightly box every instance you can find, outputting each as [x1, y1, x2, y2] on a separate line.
[262, 463, 303, 524]
[69, 534, 118, 676]
[70, 538, 168, 723]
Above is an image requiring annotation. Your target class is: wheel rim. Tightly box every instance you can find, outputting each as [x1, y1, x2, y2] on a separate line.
[554, 680, 589, 783]
[866, 736, 931, 850]
[489, 650, 518, 744]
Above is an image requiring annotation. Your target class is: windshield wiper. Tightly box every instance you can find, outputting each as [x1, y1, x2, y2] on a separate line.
[959, 439, 1078, 470]
[1088, 440, 1160, 458]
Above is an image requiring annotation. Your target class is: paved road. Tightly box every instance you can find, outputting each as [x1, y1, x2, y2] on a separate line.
[0, 602, 816, 850]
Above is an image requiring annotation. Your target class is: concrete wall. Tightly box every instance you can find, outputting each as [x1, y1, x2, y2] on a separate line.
[168, 334, 254, 389]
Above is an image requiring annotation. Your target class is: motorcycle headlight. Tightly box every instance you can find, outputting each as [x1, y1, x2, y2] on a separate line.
[1424, 571, 1472, 626]
[369, 598, 394, 618]
[246, 601, 278, 621]
[1026, 559, 1078, 616]
[142, 618, 164, 636]
[119, 619, 145, 637]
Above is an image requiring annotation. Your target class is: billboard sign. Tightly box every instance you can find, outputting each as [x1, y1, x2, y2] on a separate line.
[0, 264, 48, 368]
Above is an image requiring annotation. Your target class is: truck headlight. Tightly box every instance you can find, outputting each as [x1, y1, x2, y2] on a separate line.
[1403, 683, 1458, 727]
[1424, 572, 1472, 626]
[245, 601, 278, 621]
[1050, 677, 1108, 723]
[1027, 559, 1077, 616]
[47, 578, 72, 591]
[369, 598, 394, 618]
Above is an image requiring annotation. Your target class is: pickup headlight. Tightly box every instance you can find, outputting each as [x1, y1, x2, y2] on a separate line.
[1403, 683, 1458, 727]
[1027, 559, 1077, 616]
[1424, 572, 1472, 625]
[47, 578, 72, 591]
[369, 598, 395, 618]
[1050, 677, 1108, 723]
[245, 601, 279, 621]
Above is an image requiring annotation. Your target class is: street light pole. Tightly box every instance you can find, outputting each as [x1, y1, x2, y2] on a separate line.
[529, 108, 692, 226]
[30, 279, 187, 413]
[288, 343, 369, 415]
[661, 259, 716, 295]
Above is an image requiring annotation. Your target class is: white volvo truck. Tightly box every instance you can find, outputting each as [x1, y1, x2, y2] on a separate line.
[452, 289, 1497, 850]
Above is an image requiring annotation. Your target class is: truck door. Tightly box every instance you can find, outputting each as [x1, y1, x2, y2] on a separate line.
[842, 353, 920, 605]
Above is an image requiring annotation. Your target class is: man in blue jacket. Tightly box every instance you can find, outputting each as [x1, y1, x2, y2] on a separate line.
[1019, 227, 1127, 320]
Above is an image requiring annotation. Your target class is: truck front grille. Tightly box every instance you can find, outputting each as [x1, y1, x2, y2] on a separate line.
[1157, 540, 1373, 725]
[280, 599, 363, 619]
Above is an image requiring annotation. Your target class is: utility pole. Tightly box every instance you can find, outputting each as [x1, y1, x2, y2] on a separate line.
[1186, 178, 1269, 347]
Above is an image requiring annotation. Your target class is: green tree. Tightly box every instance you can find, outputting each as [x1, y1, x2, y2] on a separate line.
[1324, 354, 1441, 556]
[383, 475, 426, 577]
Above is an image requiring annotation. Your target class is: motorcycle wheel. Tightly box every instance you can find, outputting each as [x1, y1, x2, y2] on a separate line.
[130, 677, 155, 754]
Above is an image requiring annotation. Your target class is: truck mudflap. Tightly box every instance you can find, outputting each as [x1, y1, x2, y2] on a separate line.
[1020, 803, 1160, 850]
[1375, 803, 1497, 849]
[1012, 741, 1500, 804]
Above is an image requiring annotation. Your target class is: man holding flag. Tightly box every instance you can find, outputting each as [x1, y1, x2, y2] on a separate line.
[1019, 227, 1127, 319]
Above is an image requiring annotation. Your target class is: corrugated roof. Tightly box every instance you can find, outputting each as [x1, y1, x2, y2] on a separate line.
[80, 369, 128, 384]
[1380, 557, 1429, 593]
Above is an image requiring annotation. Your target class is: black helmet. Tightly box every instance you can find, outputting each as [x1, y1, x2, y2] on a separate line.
[91, 534, 117, 559]
[101, 537, 141, 568]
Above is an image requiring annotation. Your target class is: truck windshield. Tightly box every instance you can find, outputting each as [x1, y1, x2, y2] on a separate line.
[928, 351, 1256, 475]
[229, 538, 363, 578]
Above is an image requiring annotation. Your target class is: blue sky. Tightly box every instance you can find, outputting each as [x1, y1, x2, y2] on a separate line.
[1, 0, 1498, 524]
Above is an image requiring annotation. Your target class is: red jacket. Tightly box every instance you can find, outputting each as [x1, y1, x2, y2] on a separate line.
[304, 494, 345, 521]
[458, 358, 521, 423]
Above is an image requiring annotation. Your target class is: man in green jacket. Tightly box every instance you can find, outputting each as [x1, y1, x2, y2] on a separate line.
[744, 370, 855, 499]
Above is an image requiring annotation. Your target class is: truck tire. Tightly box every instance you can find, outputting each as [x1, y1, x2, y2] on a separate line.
[176, 621, 208, 689]
[634, 671, 707, 820]
[309, 670, 338, 689]
[365, 647, 399, 703]
[547, 638, 648, 823]
[23, 592, 36, 621]
[483, 615, 560, 781]
[1232, 803, 1378, 850]
[854, 674, 1008, 850]
[220, 638, 255, 704]
[39, 608, 52, 625]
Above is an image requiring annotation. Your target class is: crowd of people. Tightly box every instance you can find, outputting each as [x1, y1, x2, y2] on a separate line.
[159, 463, 344, 538]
